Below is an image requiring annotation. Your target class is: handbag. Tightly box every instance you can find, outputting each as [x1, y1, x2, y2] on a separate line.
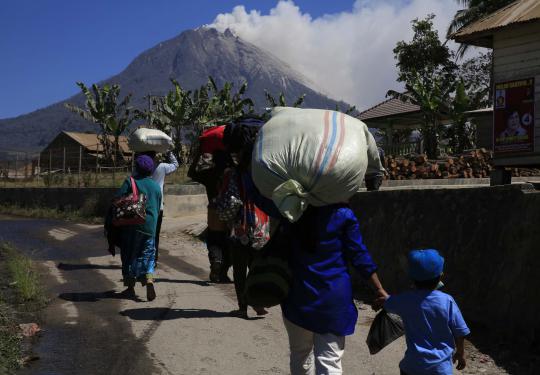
[214, 169, 243, 222]
[235, 194, 270, 249]
[111, 177, 147, 226]
[245, 223, 292, 308]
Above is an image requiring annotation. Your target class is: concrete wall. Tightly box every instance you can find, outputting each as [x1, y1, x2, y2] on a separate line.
[350, 184, 540, 346]
[0, 187, 117, 216]
[0, 183, 208, 217]
[163, 194, 208, 217]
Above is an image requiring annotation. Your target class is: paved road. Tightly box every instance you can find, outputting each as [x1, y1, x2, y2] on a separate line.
[0, 215, 506, 374]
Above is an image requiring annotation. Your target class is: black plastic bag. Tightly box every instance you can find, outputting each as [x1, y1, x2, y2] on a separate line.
[366, 310, 405, 354]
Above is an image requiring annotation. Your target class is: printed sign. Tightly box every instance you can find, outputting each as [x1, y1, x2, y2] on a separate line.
[494, 78, 535, 154]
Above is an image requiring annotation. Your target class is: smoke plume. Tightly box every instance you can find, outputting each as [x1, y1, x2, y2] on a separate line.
[209, 0, 463, 110]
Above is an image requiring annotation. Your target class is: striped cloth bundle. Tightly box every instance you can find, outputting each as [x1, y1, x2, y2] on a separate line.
[252, 107, 384, 222]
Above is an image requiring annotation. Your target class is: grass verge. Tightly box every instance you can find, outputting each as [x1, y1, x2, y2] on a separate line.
[0, 301, 21, 374]
[0, 243, 47, 373]
[0, 204, 102, 224]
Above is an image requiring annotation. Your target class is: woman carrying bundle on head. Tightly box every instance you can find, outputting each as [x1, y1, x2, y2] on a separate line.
[280, 204, 387, 375]
[108, 154, 162, 301]
[249, 107, 388, 374]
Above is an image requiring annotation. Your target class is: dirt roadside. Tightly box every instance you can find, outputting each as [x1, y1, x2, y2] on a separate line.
[0, 214, 510, 374]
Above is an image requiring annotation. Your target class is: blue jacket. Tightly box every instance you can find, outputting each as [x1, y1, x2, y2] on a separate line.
[281, 205, 377, 336]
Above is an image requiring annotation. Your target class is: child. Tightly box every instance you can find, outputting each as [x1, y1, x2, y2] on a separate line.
[381, 249, 470, 375]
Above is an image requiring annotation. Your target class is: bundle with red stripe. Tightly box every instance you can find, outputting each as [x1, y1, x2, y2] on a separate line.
[252, 107, 384, 222]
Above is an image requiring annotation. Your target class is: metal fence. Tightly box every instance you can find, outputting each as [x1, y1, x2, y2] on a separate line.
[0, 145, 133, 187]
[0, 145, 190, 188]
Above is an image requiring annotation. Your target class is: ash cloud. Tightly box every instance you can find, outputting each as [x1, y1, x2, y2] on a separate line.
[209, 0, 463, 110]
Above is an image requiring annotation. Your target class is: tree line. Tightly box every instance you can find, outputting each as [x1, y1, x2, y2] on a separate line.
[65, 77, 306, 166]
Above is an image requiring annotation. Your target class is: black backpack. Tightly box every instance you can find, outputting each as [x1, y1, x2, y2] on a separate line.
[245, 223, 292, 308]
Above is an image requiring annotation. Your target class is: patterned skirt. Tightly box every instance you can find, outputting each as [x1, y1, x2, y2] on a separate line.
[120, 228, 156, 286]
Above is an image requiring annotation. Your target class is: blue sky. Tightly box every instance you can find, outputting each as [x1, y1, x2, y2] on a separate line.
[0, 0, 363, 119]
[1, 0, 461, 118]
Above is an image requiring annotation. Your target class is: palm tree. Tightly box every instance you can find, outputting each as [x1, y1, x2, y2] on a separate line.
[65, 82, 134, 166]
[447, 0, 515, 57]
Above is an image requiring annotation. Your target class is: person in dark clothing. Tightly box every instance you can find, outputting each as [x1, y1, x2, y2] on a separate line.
[220, 116, 275, 318]
[189, 129, 232, 283]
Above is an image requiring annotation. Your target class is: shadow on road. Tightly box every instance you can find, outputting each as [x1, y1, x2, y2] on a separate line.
[59, 290, 142, 302]
[465, 321, 540, 375]
[119, 307, 260, 321]
[154, 278, 211, 286]
[58, 263, 122, 271]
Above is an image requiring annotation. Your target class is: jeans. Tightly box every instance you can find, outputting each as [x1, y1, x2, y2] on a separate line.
[283, 317, 345, 375]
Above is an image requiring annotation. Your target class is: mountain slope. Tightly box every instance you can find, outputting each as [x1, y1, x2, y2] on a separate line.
[0, 27, 349, 153]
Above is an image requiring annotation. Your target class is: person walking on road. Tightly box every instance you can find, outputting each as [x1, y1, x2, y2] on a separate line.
[188, 125, 233, 283]
[149, 150, 178, 263]
[281, 204, 388, 375]
[115, 155, 162, 301]
[220, 118, 275, 319]
[376, 249, 470, 375]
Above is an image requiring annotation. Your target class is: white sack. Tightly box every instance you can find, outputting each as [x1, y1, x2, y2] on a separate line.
[129, 128, 173, 153]
[252, 107, 384, 222]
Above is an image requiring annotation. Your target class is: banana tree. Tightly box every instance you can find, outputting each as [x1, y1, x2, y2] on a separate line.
[264, 90, 305, 108]
[263, 90, 306, 120]
[446, 80, 475, 153]
[207, 77, 255, 123]
[387, 72, 451, 158]
[151, 80, 194, 162]
[334, 104, 358, 116]
[134, 95, 170, 132]
[65, 82, 134, 166]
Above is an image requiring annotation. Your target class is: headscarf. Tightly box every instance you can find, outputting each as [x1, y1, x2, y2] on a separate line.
[135, 155, 155, 176]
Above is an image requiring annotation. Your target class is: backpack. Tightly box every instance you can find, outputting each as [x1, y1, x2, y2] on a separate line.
[187, 125, 226, 184]
[245, 223, 292, 308]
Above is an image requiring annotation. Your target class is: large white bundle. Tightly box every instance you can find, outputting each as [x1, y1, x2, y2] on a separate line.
[252, 107, 384, 222]
[129, 128, 173, 153]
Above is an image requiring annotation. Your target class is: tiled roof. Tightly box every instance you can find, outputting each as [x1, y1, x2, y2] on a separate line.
[358, 97, 420, 121]
[453, 0, 540, 46]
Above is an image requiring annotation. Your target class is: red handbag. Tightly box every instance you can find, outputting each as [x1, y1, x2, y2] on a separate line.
[111, 177, 147, 226]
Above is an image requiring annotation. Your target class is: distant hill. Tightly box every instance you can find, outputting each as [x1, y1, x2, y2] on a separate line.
[0, 27, 350, 154]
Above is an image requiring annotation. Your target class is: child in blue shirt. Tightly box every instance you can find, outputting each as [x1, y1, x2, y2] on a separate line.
[380, 249, 470, 375]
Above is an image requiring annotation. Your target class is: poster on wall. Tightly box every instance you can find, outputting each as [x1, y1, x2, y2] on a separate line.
[494, 78, 535, 154]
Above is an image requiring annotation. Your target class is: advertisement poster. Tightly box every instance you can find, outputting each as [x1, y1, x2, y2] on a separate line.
[494, 78, 535, 154]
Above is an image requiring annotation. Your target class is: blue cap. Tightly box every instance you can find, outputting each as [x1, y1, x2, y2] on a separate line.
[408, 249, 444, 281]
